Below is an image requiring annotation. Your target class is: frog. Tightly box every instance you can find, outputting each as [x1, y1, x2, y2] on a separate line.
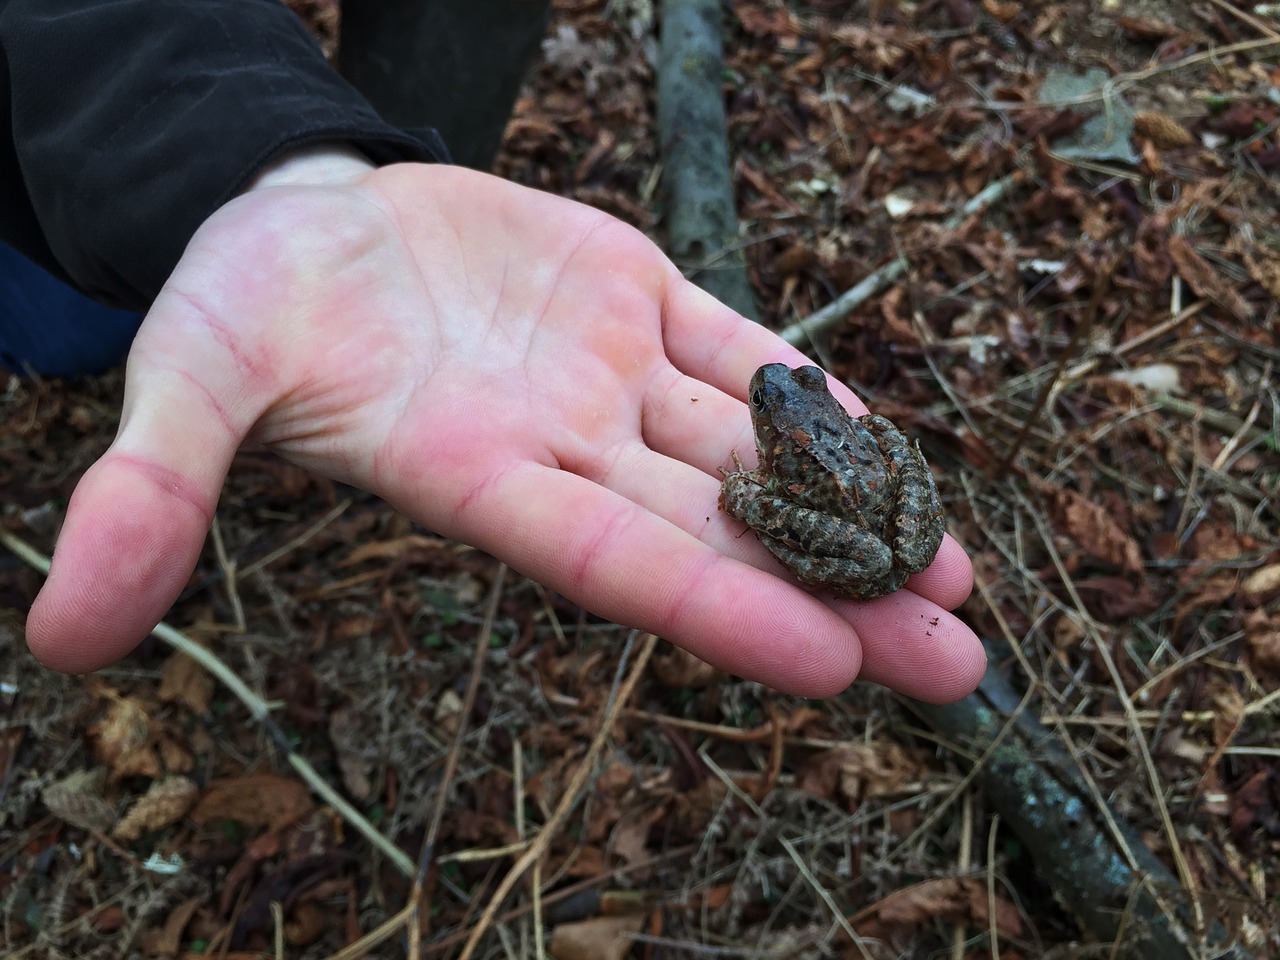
[719, 363, 945, 600]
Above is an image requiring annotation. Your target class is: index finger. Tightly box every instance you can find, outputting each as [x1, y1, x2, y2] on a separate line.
[659, 277, 871, 415]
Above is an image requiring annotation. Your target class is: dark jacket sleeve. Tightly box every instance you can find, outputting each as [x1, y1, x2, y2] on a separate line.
[0, 0, 448, 309]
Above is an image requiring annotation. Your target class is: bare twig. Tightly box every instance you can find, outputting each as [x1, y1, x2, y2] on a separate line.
[456, 632, 659, 959]
[239, 498, 351, 579]
[410, 563, 509, 956]
[778, 174, 1021, 347]
[0, 530, 415, 879]
[991, 255, 1120, 479]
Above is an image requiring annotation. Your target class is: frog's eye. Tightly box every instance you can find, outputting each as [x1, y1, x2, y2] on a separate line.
[750, 387, 765, 409]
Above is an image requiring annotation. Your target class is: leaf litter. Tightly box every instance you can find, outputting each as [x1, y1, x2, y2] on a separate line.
[2, 0, 1279, 956]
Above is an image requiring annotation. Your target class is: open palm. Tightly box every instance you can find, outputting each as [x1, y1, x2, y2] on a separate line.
[27, 162, 983, 700]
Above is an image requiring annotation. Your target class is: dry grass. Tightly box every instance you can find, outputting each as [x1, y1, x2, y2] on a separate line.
[3, 1, 1279, 958]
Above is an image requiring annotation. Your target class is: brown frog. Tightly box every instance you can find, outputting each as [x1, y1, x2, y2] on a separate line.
[720, 363, 944, 600]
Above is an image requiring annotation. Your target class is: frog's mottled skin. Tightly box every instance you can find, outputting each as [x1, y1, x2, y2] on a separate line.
[720, 363, 945, 600]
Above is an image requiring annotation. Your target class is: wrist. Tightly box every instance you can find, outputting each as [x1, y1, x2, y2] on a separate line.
[244, 142, 376, 192]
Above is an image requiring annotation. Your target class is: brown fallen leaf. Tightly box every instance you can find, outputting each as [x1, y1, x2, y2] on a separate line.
[139, 895, 202, 959]
[284, 900, 329, 946]
[340, 533, 450, 566]
[650, 645, 719, 688]
[1072, 574, 1160, 620]
[189, 773, 313, 831]
[114, 776, 199, 842]
[1245, 251, 1280, 299]
[1242, 563, 1280, 603]
[1229, 769, 1273, 842]
[548, 912, 646, 960]
[848, 876, 1025, 941]
[329, 706, 373, 801]
[1133, 111, 1193, 149]
[1039, 481, 1143, 573]
[1167, 235, 1250, 320]
[42, 767, 116, 834]
[795, 743, 922, 808]
[92, 906, 128, 933]
[1245, 609, 1280, 675]
[91, 697, 162, 780]
[158, 647, 214, 715]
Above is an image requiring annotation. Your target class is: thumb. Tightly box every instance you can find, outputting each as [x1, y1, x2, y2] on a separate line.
[26, 304, 256, 672]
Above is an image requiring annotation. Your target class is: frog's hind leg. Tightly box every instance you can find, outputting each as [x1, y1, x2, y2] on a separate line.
[861, 417, 945, 574]
[738, 498, 897, 599]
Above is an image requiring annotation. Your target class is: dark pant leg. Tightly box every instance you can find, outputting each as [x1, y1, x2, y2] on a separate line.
[0, 243, 142, 377]
[339, 0, 552, 171]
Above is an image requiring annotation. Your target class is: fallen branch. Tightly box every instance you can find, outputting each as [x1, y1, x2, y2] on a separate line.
[779, 174, 1021, 347]
[907, 649, 1256, 960]
[657, 0, 759, 321]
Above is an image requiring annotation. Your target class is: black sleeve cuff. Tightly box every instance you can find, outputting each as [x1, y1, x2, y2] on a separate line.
[0, 0, 449, 309]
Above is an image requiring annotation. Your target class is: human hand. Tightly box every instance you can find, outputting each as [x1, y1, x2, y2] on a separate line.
[25, 151, 985, 700]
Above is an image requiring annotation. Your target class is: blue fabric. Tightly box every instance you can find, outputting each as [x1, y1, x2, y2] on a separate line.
[0, 242, 142, 377]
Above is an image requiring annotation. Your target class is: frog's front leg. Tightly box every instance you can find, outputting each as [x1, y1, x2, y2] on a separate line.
[861, 415, 945, 574]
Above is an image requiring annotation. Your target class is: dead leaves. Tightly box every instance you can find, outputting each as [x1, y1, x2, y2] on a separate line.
[158, 646, 214, 715]
[88, 692, 202, 782]
[1038, 479, 1143, 574]
[190, 774, 313, 832]
[1133, 110, 1194, 150]
[114, 776, 199, 842]
[796, 743, 924, 810]
[1167, 235, 1251, 320]
[42, 767, 116, 834]
[847, 877, 1025, 948]
[548, 912, 647, 960]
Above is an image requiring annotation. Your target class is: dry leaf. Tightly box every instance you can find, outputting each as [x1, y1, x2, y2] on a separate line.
[92, 906, 128, 933]
[1212, 686, 1245, 755]
[795, 743, 920, 807]
[341, 534, 448, 566]
[284, 901, 328, 946]
[42, 768, 116, 833]
[91, 697, 162, 780]
[114, 777, 199, 842]
[189, 774, 313, 831]
[650, 646, 718, 688]
[157, 736, 194, 774]
[1245, 609, 1280, 674]
[1242, 563, 1280, 603]
[140, 896, 201, 958]
[159, 649, 214, 715]
[982, 0, 1020, 22]
[1167, 235, 1250, 319]
[1133, 111, 1193, 149]
[434, 688, 464, 736]
[1244, 251, 1280, 299]
[1039, 481, 1142, 572]
[548, 912, 646, 960]
[329, 706, 373, 801]
[773, 241, 814, 276]
[849, 876, 1025, 939]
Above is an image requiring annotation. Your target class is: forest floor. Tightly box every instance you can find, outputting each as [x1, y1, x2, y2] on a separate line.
[3, 1, 1279, 958]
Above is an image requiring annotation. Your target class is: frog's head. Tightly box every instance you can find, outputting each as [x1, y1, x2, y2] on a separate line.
[748, 364, 842, 455]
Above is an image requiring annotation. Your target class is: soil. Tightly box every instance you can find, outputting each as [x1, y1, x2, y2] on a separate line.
[3, 1, 1278, 958]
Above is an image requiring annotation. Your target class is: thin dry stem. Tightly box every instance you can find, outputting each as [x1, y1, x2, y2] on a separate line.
[456, 632, 659, 960]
